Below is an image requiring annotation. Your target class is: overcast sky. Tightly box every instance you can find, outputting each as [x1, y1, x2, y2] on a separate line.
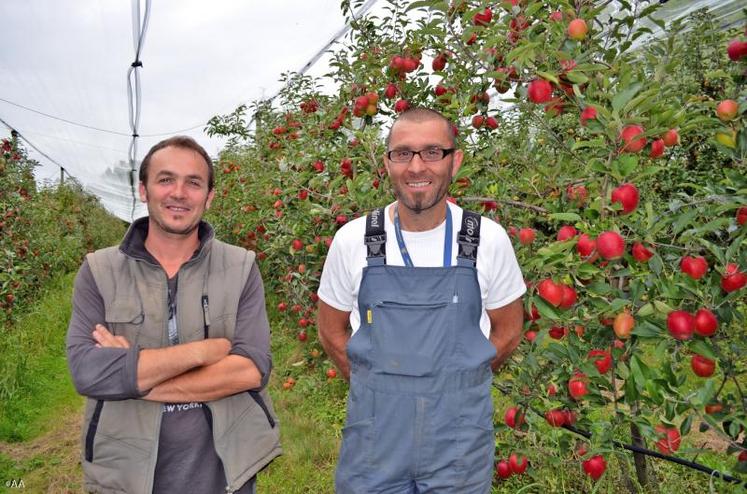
[0, 0, 349, 219]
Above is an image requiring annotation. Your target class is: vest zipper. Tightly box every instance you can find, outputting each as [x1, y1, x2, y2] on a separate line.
[248, 390, 276, 428]
[84, 400, 104, 462]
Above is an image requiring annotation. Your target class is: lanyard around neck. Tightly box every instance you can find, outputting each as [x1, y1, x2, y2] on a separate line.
[393, 204, 453, 268]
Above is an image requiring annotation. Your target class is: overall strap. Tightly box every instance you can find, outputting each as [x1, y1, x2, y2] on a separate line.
[365, 207, 387, 266]
[457, 210, 481, 267]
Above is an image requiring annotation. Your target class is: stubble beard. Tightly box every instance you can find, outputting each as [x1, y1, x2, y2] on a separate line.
[393, 164, 452, 215]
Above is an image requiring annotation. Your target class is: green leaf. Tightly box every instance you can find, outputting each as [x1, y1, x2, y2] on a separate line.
[637, 303, 654, 317]
[572, 138, 606, 151]
[671, 209, 699, 235]
[632, 320, 663, 338]
[548, 212, 582, 222]
[534, 297, 561, 320]
[616, 155, 639, 178]
[689, 340, 718, 360]
[564, 72, 589, 85]
[589, 159, 608, 174]
[653, 300, 673, 314]
[612, 83, 642, 113]
[536, 71, 559, 85]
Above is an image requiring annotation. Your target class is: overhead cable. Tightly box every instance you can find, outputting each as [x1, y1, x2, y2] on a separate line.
[127, 0, 151, 221]
[0, 96, 132, 136]
[0, 115, 75, 184]
[245, 0, 380, 131]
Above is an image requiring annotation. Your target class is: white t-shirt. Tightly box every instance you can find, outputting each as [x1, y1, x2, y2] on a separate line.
[317, 202, 526, 337]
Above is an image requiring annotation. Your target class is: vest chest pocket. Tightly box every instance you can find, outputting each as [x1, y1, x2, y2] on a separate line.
[105, 299, 153, 347]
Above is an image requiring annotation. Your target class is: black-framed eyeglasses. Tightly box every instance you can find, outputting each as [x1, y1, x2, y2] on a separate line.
[386, 147, 456, 163]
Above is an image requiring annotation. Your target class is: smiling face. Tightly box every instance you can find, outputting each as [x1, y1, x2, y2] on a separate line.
[138, 145, 214, 238]
[384, 116, 463, 227]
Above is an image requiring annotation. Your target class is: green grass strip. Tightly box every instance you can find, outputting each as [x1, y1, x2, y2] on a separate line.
[0, 272, 82, 443]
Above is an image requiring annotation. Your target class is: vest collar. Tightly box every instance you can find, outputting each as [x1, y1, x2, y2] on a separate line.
[119, 217, 215, 266]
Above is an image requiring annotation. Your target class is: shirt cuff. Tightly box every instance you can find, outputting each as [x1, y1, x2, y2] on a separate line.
[230, 346, 272, 390]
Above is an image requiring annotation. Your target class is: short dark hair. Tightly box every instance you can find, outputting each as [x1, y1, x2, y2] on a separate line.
[139, 136, 214, 190]
[385, 107, 457, 149]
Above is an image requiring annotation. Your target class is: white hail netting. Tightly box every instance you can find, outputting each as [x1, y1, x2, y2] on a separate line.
[0, 0, 742, 221]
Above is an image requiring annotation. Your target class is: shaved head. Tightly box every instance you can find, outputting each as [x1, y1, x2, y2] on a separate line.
[385, 107, 456, 149]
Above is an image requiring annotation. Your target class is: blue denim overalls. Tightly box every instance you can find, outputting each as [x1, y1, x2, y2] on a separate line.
[335, 207, 496, 493]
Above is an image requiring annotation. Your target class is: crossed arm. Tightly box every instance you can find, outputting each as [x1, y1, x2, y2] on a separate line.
[67, 260, 270, 404]
[92, 324, 261, 402]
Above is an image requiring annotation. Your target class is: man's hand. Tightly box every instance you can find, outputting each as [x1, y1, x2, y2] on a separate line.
[487, 297, 524, 372]
[92, 324, 131, 349]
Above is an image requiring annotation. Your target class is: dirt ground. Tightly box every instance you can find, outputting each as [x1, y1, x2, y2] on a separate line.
[0, 411, 82, 493]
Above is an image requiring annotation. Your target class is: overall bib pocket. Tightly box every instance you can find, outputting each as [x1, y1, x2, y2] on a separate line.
[371, 300, 451, 377]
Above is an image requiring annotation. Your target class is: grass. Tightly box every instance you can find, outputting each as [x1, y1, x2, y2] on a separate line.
[0, 271, 84, 492]
[0, 272, 81, 442]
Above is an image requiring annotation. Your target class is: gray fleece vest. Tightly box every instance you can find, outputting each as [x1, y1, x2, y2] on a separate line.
[82, 238, 281, 494]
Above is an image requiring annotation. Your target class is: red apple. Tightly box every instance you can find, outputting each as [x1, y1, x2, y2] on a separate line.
[559, 285, 577, 309]
[632, 242, 654, 262]
[667, 310, 695, 340]
[473, 7, 493, 26]
[557, 225, 578, 241]
[576, 233, 597, 259]
[537, 279, 563, 307]
[680, 255, 708, 280]
[485, 116, 499, 130]
[582, 455, 606, 481]
[580, 106, 597, 126]
[566, 184, 588, 205]
[655, 425, 681, 454]
[649, 139, 665, 158]
[694, 308, 718, 337]
[527, 79, 553, 104]
[298, 331, 308, 342]
[394, 99, 410, 113]
[432, 53, 447, 71]
[548, 326, 567, 339]
[716, 100, 738, 121]
[727, 40, 747, 61]
[721, 263, 746, 293]
[620, 124, 647, 153]
[691, 354, 716, 377]
[567, 18, 588, 40]
[588, 349, 612, 374]
[524, 330, 537, 343]
[504, 406, 525, 429]
[611, 183, 639, 214]
[613, 311, 635, 339]
[495, 460, 512, 479]
[472, 115, 485, 129]
[545, 409, 567, 427]
[326, 368, 338, 379]
[662, 128, 680, 147]
[737, 207, 747, 226]
[596, 231, 625, 260]
[384, 83, 398, 99]
[518, 227, 536, 245]
[291, 239, 303, 251]
[509, 454, 528, 475]
[568, 373, 588, 400]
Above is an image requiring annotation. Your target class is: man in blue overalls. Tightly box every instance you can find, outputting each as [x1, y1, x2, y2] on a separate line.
[317, 107, 526, 493]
